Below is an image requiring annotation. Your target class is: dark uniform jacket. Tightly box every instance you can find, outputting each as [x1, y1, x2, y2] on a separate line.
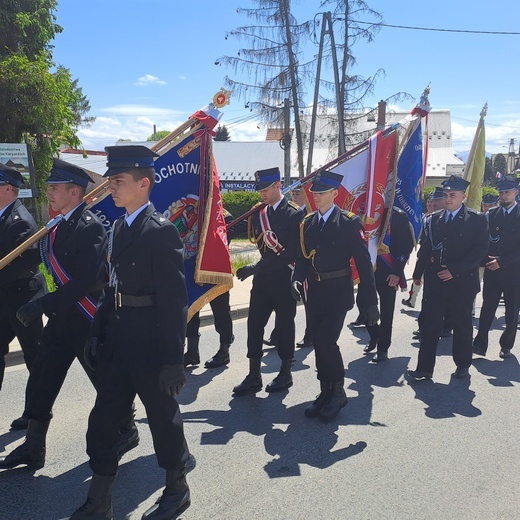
[481, 204, 520, 281]
[293, 205, 378, 314]
[375, 207, 415, 284]
[231, 197, 303, 277]
[413, 204, 489, 296]
[0, 199, 45, 293]
[91, 204, 187, 367]
[40, 203, 107, 319]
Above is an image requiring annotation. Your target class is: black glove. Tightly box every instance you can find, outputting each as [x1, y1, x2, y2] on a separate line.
[84, 337, 100, 372]
[16, 299, 44, 328]
[159, 364, 186, 396]
[291, 281, 303, 301]
[364, 305, 380, 327]
[236, 264, 259, 281]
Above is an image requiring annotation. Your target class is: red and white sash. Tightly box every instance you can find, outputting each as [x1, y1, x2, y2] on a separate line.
[47, 226, 98, 320]
[259, 206, 285, 255]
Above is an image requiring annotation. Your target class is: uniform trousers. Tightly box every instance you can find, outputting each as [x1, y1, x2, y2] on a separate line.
[308, 309, 348, 383]
[186, 291, 233, 343]
[0, 287, 42, 389]
[474, 269, 520, 352]
[417, 279, 474, 373]
[86, 355, 189, 476]
[366, 281, 398, 353]
[247, 268, 296, 360]
[25, 311, 96, 422]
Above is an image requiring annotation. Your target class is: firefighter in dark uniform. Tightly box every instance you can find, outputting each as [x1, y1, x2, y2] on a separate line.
[408, 175, 489, 380]
[473, 177, 520, 359]
[184, 209, 234, 369]
[292, 170, 379, 421]
[70, 146, 190, 520]
[0, 159, 137, 471]
[0, 164, 47, 430]
[364, 207, 415, 362]
[230, 167, 303, 395]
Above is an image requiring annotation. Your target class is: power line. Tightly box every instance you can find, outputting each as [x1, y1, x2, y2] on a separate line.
[351, 19, 520, 36]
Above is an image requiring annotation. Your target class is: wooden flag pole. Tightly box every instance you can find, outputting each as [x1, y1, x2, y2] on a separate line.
[0, 115, 206, 271]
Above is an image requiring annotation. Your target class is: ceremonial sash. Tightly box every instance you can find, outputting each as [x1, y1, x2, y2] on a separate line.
[45, 226, 98, 320]
[379, 252, 407, 290]
[259, 206, 285, 255]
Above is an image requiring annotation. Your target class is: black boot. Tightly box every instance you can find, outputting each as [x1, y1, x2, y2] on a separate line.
[265, 359, 293, 392]
[0, 419, 49, 469]
[304, 381, 331, 418]
[69, 473, 115, 520]
[204, 343, 231, 368]
[232, 358, 262, 396]
[183, 335, 200, 367]
[10, 413, 29, 430]
[117, 406, 139, 460]
[141, 467, 190, 519]
[318, 381, 348, 421]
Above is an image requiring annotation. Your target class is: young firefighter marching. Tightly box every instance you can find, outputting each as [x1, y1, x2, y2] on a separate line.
[292, 170, 379, 421]
[68, 145, 190, 520]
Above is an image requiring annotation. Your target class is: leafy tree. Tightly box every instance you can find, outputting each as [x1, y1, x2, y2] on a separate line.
[214, 124, 231, 141]
[146, 130, 171, 141]
[0, 1, 93, 214]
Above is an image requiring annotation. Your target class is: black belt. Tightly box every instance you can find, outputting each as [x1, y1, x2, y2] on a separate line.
[313, 268, 349, 282]
[115, 292, 155, 309]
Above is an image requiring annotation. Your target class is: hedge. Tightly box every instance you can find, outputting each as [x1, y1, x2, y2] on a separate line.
[222, 191, 261, 220]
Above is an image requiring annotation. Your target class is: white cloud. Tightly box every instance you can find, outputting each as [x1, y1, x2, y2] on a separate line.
[179, 75, 187, 81]
[134, 74, 167, 87]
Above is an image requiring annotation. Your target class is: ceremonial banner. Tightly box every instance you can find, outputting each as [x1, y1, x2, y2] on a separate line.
[465, 103, 488, 210]
[302, 129, 397, 280]
[393, 118, 424, 241]
[91, 119, 233, 321]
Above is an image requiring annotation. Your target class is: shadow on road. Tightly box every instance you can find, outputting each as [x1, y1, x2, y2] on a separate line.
[472, 354, 520, 387]
[405, 373, 481, 419]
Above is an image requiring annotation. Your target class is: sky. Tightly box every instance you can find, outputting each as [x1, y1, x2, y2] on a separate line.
[50, 0, 520, 156]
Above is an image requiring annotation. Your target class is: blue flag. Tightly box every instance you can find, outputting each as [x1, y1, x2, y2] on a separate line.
[393, 119, 424, 240]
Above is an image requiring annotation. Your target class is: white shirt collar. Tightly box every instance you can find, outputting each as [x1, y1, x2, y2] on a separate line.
[318, 204, 335, 222]
[62, 202, 84, 221]
[125, 201, 150, 227]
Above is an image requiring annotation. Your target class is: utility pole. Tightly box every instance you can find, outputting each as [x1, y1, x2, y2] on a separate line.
[306, 12, 345, 175]
[376, 100, 386, 131]
[282, 98, 292, 187]
[507, 138, 516, 174]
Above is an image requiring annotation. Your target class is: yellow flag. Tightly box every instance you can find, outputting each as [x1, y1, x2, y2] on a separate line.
[465, 123, 486, 210]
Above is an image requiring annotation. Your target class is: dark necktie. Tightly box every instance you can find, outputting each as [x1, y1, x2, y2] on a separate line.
[446, 213, 454, 224]
[318, 218, 325, 231]
[268, 206, 273, 219]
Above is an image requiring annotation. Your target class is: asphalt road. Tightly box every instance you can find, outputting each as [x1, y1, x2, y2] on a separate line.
[1, 299, 519, 520]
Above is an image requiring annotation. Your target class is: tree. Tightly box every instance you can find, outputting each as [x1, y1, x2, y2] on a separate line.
[0, 1, 93, 213]
[214, 124, 231, 141]
[216, 0, 313, 177]
[484, 156, 494, 185]
[493, 153, 508, 179]
[146, 130, 171, 141]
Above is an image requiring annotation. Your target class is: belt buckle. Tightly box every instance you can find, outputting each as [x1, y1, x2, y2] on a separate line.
[115, 291, 122, 310]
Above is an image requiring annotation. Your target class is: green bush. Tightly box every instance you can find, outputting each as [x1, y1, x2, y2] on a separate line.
[222, 191, 261, 220]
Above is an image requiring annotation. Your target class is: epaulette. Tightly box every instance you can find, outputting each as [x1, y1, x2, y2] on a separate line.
[302, 211, 316, 221]
[151, 212, 169, 225]
[252, 202, 264, 209]
[467, 207, 483, 216]
[288, 200, 301, 211]
[392, 206, 407, 216]
[340, 209, 356, 219]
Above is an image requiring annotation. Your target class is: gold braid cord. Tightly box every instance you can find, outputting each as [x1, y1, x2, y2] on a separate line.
[248, 203, 265, 249]
[299, 213, 317, 270]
